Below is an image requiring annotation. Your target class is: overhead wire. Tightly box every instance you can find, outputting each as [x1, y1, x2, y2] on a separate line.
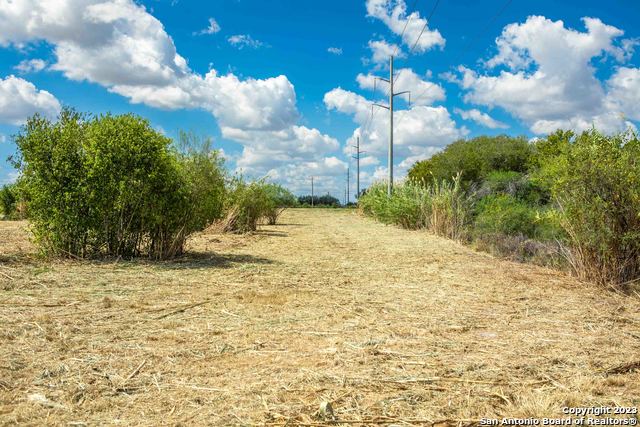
[393, 0, 514, 132]
[405, 0, 514, 110]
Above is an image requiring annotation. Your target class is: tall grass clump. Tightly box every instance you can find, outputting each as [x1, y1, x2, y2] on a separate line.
[359, 175, 470, 239]
[359, 182, 428, 229]
[264, 183, 297, 225]
[427, 175, 470, 240]
[216, 178, 271, 233]
[536, 129, 640, 289]
[11, 109, 226, 259]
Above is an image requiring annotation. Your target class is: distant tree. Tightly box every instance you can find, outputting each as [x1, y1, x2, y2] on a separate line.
[297, 194, 340, 207]
[0, 183, 17, 219]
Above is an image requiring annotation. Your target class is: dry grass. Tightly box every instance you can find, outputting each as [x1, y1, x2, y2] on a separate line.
[1, 209, 639, 426]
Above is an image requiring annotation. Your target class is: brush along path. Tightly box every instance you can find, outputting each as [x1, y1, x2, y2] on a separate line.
[0, 209, 639, 426]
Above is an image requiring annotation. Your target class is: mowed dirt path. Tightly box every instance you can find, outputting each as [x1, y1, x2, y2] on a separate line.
[1, 209, 639, 426]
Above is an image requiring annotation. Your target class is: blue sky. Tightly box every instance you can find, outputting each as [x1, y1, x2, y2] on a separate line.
[0, 0, 638, 198]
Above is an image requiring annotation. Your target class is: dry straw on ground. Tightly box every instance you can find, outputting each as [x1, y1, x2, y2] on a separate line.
[1, 209, 639, 426]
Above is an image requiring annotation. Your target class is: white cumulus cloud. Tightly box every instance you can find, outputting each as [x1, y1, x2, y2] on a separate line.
[454, 108, 508, 129]
[453, 16, 639, 134]
[327, 47, 343, 55]
[0, 75, 61, 125]
[0, 0, 344, 194]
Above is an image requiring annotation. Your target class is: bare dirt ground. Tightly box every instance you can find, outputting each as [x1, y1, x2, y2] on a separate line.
[1, 209, 639, 426]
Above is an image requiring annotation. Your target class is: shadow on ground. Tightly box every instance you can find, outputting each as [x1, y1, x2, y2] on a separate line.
[0, 251, 276, 271]
[155, 252, 275, 270]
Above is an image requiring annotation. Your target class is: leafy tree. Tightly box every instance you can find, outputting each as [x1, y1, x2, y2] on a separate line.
[408, 135, 533, 186]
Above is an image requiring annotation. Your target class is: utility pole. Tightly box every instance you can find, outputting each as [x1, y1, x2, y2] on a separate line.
[372, 55, 410, 197]
[311, 176, 314, 207]
[388, 55, 394, 197]
[346, 166, 350, 205]
[352, 136, 365, 199]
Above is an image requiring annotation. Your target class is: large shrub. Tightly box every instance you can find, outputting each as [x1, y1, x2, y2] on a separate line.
[12, 109, 214, 259]
[536, 129, 640, 288]
[478, 171, 550, 206]
[408, 135, 533, 186]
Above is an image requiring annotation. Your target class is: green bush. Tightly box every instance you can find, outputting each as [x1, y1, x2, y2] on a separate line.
[12, 109, 215, 259]
[176, 131, 227, 231]
[263, 183, 297, 224]
[537, 129, 640, 288]
[408, 135, 533, 186]
[474, 194, 538, 238]
[0, 183, 18, 219]
[428, 176, 471, 240]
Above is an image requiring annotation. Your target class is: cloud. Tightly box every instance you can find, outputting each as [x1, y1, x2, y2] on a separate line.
[453, 16, 639, 134]
[259, 155, 350, 197]
[606, 66, 640, 122]
[356, 68, 445, 106]
[232, 127, 345, 196]
[366, 0, 445, 53]
[368, 39, 404, 64]
[327, 47, 343, 55]
[194, 18, 221, 35]
[0, 0, 344, 194]
[454, 108, 508, 129]
[0, 75, 61, 125]
[14, 59, 48, 73]
[0, 1, 297, 132]
[227, 34, 264, 49]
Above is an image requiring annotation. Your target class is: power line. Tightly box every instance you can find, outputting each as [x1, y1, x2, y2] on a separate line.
[392, 0, 420, 58]
[395, 0, 514, 128]
[453, 0, 513, 65]
[359, 0, 440, 194]
[393, 0, 441, 87]
[409, 0, 441, 53]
